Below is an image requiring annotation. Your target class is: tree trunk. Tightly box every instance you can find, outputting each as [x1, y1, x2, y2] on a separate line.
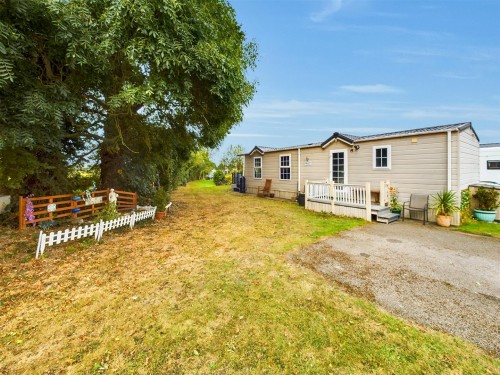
[100, 120, 125, 189]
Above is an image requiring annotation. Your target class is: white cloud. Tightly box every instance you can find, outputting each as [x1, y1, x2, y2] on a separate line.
[243, 99, 500, 127]
[227, 133, 281, 138]
[401, 104, 500, 121]
[392, 48, 448, 57]
[340, 84, 402, 94]
[435, 72, 479, 80]
[243, 99, 403, 121]
[310, 0, 344, 23]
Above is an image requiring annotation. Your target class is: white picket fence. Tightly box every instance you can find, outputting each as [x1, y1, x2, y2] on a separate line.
[36, 206, 157, 259]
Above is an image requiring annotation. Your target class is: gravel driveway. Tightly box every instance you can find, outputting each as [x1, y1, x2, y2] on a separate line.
[290, 221, 500, 356]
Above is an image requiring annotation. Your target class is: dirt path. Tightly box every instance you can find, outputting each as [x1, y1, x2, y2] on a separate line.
[290, 221, 500, 356]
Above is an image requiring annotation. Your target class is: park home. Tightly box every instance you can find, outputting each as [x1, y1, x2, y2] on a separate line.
[243, 122, 480, 224]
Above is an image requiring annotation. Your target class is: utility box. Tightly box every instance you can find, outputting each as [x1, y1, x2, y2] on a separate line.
[297, 193, 305, 207]
[238, 176, 246, 193]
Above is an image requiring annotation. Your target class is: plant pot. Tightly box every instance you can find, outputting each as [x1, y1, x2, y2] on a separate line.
[72, 196, 81, 201]
[474, 209, 496, 223]
[155, 211, 166, 220]
[390, 209, 401, 215]
[436, 215, 451, 227]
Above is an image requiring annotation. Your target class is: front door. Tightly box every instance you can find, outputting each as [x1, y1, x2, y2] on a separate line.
[331, 150, 347, 184]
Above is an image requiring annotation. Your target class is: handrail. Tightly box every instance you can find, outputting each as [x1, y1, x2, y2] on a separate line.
[306, 181, 367, 206]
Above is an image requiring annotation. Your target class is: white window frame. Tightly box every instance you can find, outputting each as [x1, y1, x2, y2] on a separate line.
[373, 145, 391, 170]
[279, 154, 292, 181]
[330, 150, 348, 184]
[253, 157, 262, 179]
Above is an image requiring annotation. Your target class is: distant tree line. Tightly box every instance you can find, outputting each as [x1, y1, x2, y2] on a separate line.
[0, 0, 256, 200]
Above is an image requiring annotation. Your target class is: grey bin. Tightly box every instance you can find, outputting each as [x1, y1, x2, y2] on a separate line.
[297, 193, 305, 206]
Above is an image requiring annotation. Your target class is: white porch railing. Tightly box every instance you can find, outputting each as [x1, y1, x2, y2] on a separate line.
[334, 184, 367, 206]
[305, 180, 371, 220]
[306, 180, 331, 201]
[306, 180, 368, 206]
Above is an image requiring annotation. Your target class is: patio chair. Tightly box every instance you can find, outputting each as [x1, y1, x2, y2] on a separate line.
[257, 179, 272, 197]
[402, 194, 429, 225]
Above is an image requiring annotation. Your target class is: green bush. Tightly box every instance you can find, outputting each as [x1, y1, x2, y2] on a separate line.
[95, 202, 120, 222]
[460, 189, 472, 222]
[153, 187, 170, 211]
[213, 170, 226, 186]
[473, 187, 500, 211]
[224, 174, 232, 185]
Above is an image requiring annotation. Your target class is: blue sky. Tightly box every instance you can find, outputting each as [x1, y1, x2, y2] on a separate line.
[215, 0, 500, 160]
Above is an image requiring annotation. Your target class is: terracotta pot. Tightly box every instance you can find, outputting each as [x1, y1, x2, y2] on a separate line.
[436, 215, 451, 227]
[155, 211, 165, 220]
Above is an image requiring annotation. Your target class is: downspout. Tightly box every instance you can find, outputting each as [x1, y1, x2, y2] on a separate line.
[298, 148, 301, 192]
[447, 130, 452, 191]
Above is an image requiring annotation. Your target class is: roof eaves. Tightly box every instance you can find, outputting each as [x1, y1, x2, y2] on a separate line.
[248, 146, 265, 156]
[321, 132, 354, 148]
[480, 143, 500, 148]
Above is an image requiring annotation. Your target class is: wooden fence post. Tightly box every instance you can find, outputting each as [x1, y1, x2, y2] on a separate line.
[19, 195, 25, 230]
[365, 182, 372, 221]
[133, 192, 138, 208]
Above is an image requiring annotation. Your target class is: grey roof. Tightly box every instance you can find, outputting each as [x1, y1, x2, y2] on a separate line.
[480, 143, 500, 148]
[244, 122, 476, 155]
[354, 122, 474, 142]
[249, 142, 322, 154]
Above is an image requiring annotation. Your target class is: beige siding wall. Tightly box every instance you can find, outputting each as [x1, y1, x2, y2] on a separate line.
[300, 144, 349, 187]
[244, 151, 299, 198]
[349, 133, 451, 202]
[458, 127, 480, 189]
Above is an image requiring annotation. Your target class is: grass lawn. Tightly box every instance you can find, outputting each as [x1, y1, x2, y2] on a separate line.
[456, 220, 500, 238]
[1, 181, 498, 373]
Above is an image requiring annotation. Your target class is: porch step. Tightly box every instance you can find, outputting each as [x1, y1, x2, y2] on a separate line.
[376, 209, 400, 224]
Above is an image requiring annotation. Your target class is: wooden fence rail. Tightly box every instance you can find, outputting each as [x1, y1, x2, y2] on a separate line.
[19, 189, 138, 230]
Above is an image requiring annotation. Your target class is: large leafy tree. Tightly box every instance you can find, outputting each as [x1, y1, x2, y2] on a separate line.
[0, 0, 89, 194]
[186, 149, 216, 181]
[0, 0, 257, 197]
[219, 144, 244, 173]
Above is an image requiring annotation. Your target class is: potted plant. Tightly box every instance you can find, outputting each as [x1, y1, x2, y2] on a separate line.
[153, 187, 169, 220]
[472, 187, 499, 223]
[431, 190, 459, 227]
[389, 187, 402, 214]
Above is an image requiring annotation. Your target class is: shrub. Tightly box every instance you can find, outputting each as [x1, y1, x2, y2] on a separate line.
[473, 187, 500, 211]
[460, 189, 472, 222]
[431, 190, 459, 216]
[95, 202, 120, 222]
[213, 170, 226, 186]
[389, 187, 402, 212]
[153, 187, 170, 211]
[224, 174, 232, 185]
